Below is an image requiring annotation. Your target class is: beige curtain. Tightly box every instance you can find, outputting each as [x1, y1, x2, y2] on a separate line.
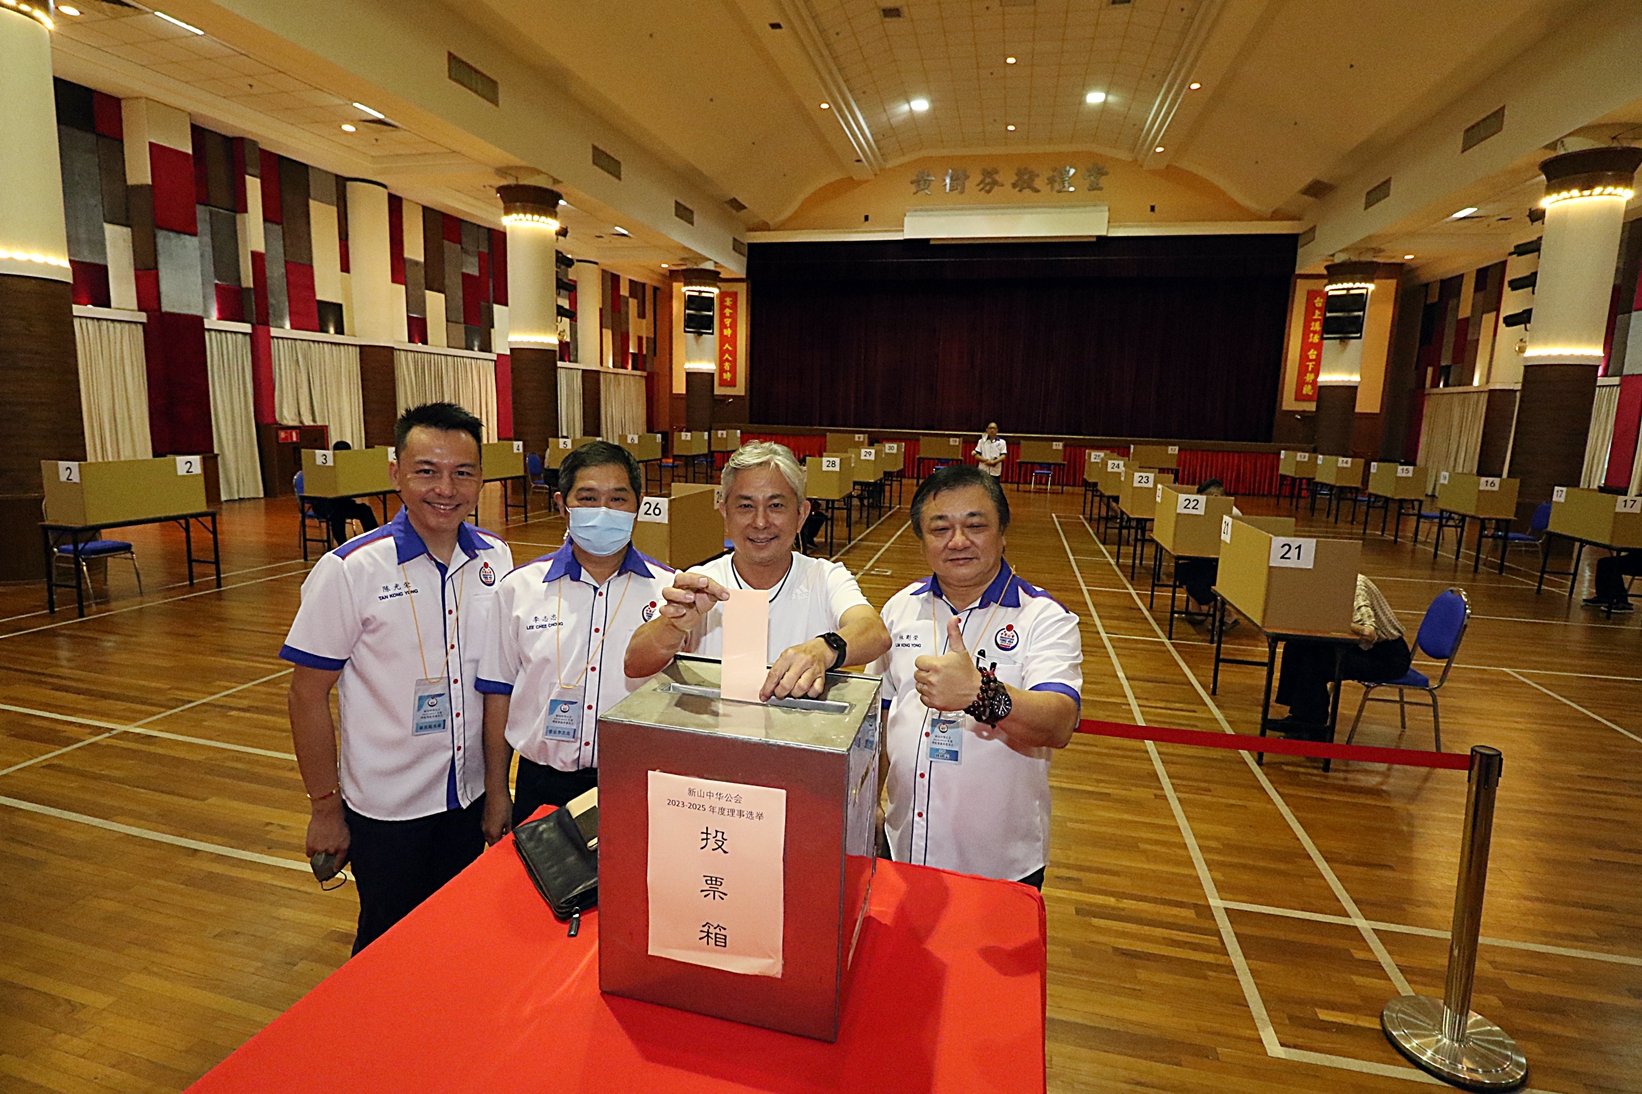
[393, 348, 498, 442]
[205, 329, 264, 500]
[558, 367, 585, 437]
[273, 336, 364, 448]
[74, 315, 153, 461]
[600, 370, 647, 439]
[1583, 380, 1621, 488]
[1416, 390, 1488, 478]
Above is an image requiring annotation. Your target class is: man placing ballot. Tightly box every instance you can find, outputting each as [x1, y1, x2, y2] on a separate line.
[871, 464, 1082, 888]
[625, 441, 890, 700]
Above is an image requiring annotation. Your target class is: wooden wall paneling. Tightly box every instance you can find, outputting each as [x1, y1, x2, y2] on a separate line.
[358, 344, 397, 448]
[685, 371, 712, 431]
[509, 345, 558, 454]
[1377, 280, 1426, 461]
[1313, 384, 1356, 453]
[1476, 389, 1519, 477]
[1270, 410, 1316, 447]
[582, 368, 602, 436]
[713, 395, 748, 426]
[1507, 363, 1598, 526]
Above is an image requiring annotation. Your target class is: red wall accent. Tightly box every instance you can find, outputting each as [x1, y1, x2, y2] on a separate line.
[286, 262, 319, 331]
[92, 91, 122, 139]
[214, 284, 244, 322]
[388, 193, 405, 285]
[406, 315, 427, 344]
[135, 269, 160, 312]
[143, 312, 212, 454]
[230, 139, 248, 213]
[70, 262, 110, 307]
[490, 230, 507, 307]
[462, 273, 482, 326]
[251, 324, 275, 424]
[494, 352, 513, 437]
[250, 251, 269, 326]
[1605, 375, 1642, 488]
[339, 238, 349, 274]
[442, 213, 462, 244]
[149, 144, 198, 235]
[259, 149, 282, 223]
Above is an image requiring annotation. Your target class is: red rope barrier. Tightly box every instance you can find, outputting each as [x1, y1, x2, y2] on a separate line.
[1077, 718, 1473, 771]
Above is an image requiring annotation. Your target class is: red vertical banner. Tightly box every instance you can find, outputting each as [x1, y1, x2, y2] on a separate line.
[1294, 289, 1325, 402]
[717, 290, 738, 388]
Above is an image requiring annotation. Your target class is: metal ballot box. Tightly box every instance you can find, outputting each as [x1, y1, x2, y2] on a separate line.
[597, 656, 881, 1041]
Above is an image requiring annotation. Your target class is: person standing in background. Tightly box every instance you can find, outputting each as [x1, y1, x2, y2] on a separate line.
[975, 422, 1007, 478]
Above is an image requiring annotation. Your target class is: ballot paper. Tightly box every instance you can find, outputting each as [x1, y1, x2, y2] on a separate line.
[721, 587, 770, 702]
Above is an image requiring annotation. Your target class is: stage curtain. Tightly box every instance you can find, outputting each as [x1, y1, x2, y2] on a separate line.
[558, 368, 585, 437]
[1416, 389, 1486, 477]
[204, 329, 264, 500]
[73, 314, 153, 461]
[601, 370, 646, 439]
[1583, 379, 1620, 488]
[273, 336, 365, 449]
[394, 347, 498, 442]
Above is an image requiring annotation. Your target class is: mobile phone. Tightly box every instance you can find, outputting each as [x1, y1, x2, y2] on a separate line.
[311, 851, 343, 882]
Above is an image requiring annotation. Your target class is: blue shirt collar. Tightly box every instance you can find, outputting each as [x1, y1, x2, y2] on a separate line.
[389, 509, 494, 566]
[542, 540, 656, 583]
[911, 558, 1020, 608]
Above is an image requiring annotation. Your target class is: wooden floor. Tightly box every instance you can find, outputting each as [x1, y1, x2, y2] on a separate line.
[2, 481, 1639, 1092]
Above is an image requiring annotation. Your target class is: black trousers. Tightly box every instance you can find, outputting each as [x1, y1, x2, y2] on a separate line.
[512, 757, 599, 825]
[801, 510, 828, 549]
[344, 798, 485, 954]
[1594, 551, 1642, 601]
[1175, 558, 1218, 608]
[1275, 637, 1412, 724]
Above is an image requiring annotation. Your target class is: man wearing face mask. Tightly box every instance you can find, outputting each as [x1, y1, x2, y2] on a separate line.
[476, 441, 673, 843]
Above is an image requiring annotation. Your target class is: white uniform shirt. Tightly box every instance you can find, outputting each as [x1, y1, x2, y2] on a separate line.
[975, 436, 1007, 477]
[477, 542, 673, 770]
[688, 551, 870, 662]
[280, 511, 513, 822]
[872, 560, 1082, 881]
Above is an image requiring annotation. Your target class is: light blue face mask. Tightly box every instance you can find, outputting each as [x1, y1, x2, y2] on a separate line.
[565, 505, 637, 558]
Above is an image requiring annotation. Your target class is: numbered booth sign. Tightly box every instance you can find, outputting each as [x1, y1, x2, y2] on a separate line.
[1177, 493, 1205, 514]
[638, 497, 670, 523]
[1269, 537, 1315, 569]
[822, 457, 841, 472]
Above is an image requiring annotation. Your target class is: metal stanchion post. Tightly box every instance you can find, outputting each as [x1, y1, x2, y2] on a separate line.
[1381, 745, 1528, 1090]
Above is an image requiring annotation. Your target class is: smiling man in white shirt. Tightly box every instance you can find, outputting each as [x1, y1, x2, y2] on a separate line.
[625, 440, 890, 699]
[872, 463, 1082, 887]
[974, 422, 1007, 478]
[281, 402, 512, 953]
[477, 441, 673, 844]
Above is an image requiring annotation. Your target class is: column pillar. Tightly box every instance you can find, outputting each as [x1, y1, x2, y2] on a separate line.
[498, 184, 562, 452]
[572, 259, 604, 368]
[678, 269, 720, 430]
[343, 180, 404, 345]
[0, 6, 81, 580]
[1507, 146, 1642, 524]
[1314, 260, 1378, 454]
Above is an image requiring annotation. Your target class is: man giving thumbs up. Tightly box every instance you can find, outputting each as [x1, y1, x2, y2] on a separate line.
[869, 465, 1083, 888]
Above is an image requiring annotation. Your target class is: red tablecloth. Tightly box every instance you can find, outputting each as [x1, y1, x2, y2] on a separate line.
[190, 832, 1047, 1093]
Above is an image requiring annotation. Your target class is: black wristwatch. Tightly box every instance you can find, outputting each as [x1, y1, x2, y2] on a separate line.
[817, 631, 848, 671]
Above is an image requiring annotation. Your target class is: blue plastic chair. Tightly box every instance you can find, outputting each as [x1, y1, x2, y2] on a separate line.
[1481, 500, 1551, 548]
[526, 452, 554, 497]
[44, 497, 142, 599]
[294, 471, 332, 560]
[1344, 587, 1471, 752]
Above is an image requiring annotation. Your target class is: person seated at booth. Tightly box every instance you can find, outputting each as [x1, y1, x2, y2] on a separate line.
[1271, 574, 1409, 740]
[1582, 551, 1640, 613]
[871, 464, 1083, 888]
[624, 440, 890, 700]
[307, 441, 380, 546]
[1176, 478, 1239, 626]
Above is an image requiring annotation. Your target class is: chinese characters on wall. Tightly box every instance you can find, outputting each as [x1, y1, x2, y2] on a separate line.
[1294, 289, 1324, 402]
[914, 162, 1109, 195]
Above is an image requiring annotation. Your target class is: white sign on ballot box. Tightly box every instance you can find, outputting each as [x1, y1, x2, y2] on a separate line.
[1168, 445, 1180, 454]
[58, 461, 79, 483]
[175, 456, 202, 476]
[628, 434, 640, 444]
[1397, 466, 1415, 478]
[1337, 457, 1353, 468]
[1132, 472, 1155, 488]
[312, 449, 332, 466]
[512, 441, 524, 453]
[647, 770, 786, 978]
[1107, 460, 1124, 472]
[558, 438, 572, 449]
[1269, 537, 1316, 570]
[1177, 493, 1205, 514]
[638, 497, 669, 523]
[859, 448, 875, 461]
[1296, 452, 1311, 462]
[1052, 441, 1063, 450]
[1221, 515, 1234, 543]
[1479, 477, 1501, 492]
[883, 442, 898, 453]
[1618, 497, 1642, 515]
[1553, 486, 1568, 503]
[822, 457, 841, 471]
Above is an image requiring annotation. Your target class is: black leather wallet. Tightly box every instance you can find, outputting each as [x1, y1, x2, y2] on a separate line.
[513, 807, 598, 923]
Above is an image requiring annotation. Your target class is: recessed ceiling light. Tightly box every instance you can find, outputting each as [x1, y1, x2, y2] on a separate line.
[819, 102, 831, 110]
[1154, 146, 1166, 153]
[340, 123, 357, 133]
[351, 101, 386, 120]
[1188, 81, 1202, 91]
[1451, 206, 1479, 219]
[59, 5, 82, 15]
[1403, 254, 1415, 260]
[1005, 55, 1017, 64]
[155, 11, 205, 34]
[909, 98, 930, 112]
[661, 263, 670, 268]
[612, 226, 631, 237]
[1006, 124, 1016, 132]
[1085, 91, 1107, 105]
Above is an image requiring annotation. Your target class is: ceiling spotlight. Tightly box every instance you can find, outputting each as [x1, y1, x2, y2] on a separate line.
[612, 226, 631, 237]
[1451, 206, 1479, 219]
[909, 98, 930, 112]
[351, 101, 386, 120]
[819, 101, 831, 110]
[1403, 254, 1415, 260]
[155, 11, 205, 34]
[1006, 124, 1016, 132]
[1005, 55, 1017, 65]
[1085, 91, 1107, 105]
[661, 263, 670, 268]
[59, 4, 82, 14]
[1154, 146, 1166, 153]
[1188, 81, 1202, 91]
[340, 123, 357, 133]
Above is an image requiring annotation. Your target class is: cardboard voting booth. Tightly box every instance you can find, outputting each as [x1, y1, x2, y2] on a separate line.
[825, 432, 868, 451]
[1152, 485, 1236, 558]
[630, 483, 723, 569]
[1083, 450, 1109, 484]
[1314, 455, 1365, 490]
[851, 447, 883, 484]
[546, 438, 577, 469]
[1129, 443, 1181, 470]
[1367, 461, 1426, 500]
[918, 436, 964, 463]
[43, 456, 212, 525]
[806, 455, 854, 500]
[1549, 487, 1642, 548]
[572, 435, 602, 450]
[1278, 450, 1317, 480]
[711, 429, 743, 452]
[480, 441, 525, 481]
[1016, 440, 1066, 465]
[598, 656, 882, 1041]
[1435, 472, 1519, 520]
[299, 447, 393, 497]
[672, 431, 708, 457]
[620, 433, 663, 463]
[876, 441, 905, 474]
[1117, 468, 1175, 519]
[1216, 518, 1360, 633]
[1095, 457, 1127, 495]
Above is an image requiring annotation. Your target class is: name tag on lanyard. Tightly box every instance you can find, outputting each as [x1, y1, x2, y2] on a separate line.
[413, 678, 450, 736]
[928, 712, 962, 763]
[545, 684, 585, 741]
